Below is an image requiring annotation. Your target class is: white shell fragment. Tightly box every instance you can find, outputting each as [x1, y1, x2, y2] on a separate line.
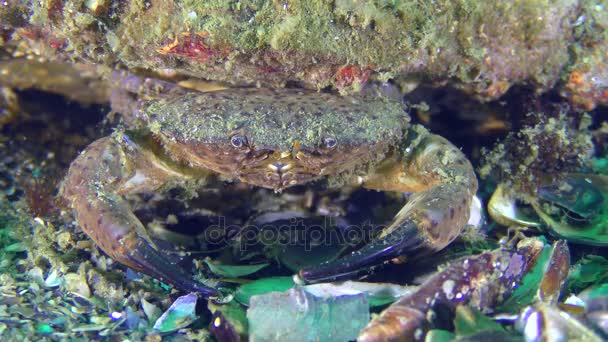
[63, 273, 91, 298]
[153, 293, 198, 333]
[302, 280, 415, 302]
[467, 195, 483, 228]
[518, 303, 603, 342]
[141, 298, 162, 322]
[43, 269, 61, 288]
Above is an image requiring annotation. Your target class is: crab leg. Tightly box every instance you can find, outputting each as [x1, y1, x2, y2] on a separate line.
[62, 134, 218, 296]
[298, 129, 478, 283]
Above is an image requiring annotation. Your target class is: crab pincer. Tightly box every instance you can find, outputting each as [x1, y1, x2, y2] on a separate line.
[58, 83, 478, 294]
[297, 133, 478, 283]
[62, 135, 218, 296]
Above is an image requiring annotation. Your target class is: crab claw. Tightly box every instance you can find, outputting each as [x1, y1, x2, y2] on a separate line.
[120, 232, 218, 296]
[62, 136, 218, 297]
[298, 132, 478, 284]
[298, 221, 427, 283]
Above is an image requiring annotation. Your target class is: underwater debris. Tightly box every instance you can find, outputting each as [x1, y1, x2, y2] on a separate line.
[567, 255, 608, 294]
[43, 269, 61, 288]
[497, 240, 570, 313]
[141, 298, 162, 323]
[0, 2, 607, 340]
[208, 300, 248, 341]
[451, 305, 508, 338]
[578, 284, 608, 336]
[247, 287, 369, 342]
[532, 173, 608, 246]
[517, 303, 604, 342]
[358, 238, 559, 341]
[63, 271, 91, 299]
[152, 293, 198, 333]
[301, 281, 416, 308]
[488, 184, 541, 228]
[489, 173, 608, 246]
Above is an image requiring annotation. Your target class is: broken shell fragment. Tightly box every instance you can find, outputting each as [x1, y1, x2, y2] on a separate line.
[488, 184, 541, 228]
[578, 284, 608, 335]
[517, 303, 603, 342]
[153, 293, 198, 333]
[248, 287, 369, 341]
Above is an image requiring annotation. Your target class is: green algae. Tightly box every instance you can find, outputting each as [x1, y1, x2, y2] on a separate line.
[567, 255, 608, 294]
[204, 257, 269, 278]
[453, 305, 506, 337]
[0, 199, 26, 274]
[234, 277, 295, 306]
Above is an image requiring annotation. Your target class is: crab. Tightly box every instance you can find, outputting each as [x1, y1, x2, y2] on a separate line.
[9, 60, 588, 340]
[55, 70, 479, 297]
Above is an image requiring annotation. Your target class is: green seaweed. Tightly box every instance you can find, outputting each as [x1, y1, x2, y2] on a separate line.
[567, 255, 608, 294]
[204, 257, 269, 278]
[454, 305, 506, 337]
[234, 277, 295, 306]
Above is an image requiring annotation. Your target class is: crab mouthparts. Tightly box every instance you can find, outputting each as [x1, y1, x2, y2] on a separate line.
[266, 162, 300, 190]
[267, 162, 292, 173]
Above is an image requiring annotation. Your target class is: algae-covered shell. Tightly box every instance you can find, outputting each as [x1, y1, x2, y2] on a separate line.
[139, 88, 408, 151]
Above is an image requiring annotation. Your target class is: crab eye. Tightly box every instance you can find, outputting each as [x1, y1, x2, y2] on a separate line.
[324, 137, 337, 149]
[231, 135, 247, 147]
